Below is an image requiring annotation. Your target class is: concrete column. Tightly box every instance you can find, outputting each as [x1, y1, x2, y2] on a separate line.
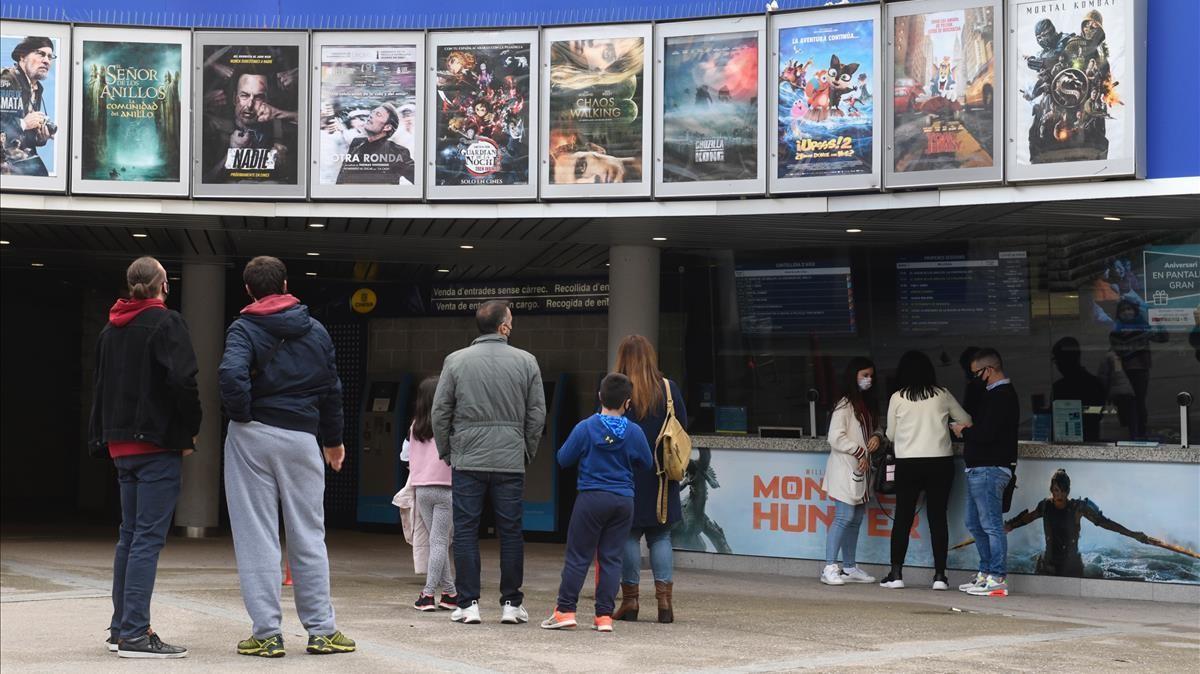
[606, 245, 661, 370]
[175, 261, 226, 536]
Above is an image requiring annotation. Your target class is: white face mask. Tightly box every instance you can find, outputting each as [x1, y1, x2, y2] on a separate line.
[857, 377, 873, 391]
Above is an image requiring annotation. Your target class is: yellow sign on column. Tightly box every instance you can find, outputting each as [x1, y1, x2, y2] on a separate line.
[351, 288, 378, 314]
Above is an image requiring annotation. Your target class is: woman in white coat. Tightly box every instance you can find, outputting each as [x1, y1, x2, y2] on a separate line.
[821, 357, 886, 585]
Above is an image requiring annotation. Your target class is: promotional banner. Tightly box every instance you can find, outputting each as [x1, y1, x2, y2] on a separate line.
[196, 34, 307, 197]
[1011, 0, 1135, 176]
[1143, 245, 1200, 331]
[675, 448, 1200, 584]
[0, 23, 67, 191]
[890, 1, 998, 180]
[313, 41, 418, 195]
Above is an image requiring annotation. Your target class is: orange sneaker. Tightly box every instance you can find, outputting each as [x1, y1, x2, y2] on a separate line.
[592, 616, 613, 633]
[539, 609, 577, 630]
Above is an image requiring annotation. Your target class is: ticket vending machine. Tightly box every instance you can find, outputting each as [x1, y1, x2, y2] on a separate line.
[523, 373, 570, 534]
[357, 375, 413, 524]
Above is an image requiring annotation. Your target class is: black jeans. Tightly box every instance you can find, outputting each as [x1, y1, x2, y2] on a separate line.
[556, 490, 634, 616]
[111, 452, 182, 639]
[890, 456, 955, 575]
[451, 469, 525, 608]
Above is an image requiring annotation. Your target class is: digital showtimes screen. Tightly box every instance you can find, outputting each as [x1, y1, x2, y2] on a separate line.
[896, 251, 1030, 335]
[735, 261, 857, 335]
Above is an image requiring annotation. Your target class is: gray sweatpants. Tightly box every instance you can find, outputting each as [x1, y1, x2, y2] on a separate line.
[224, 421, 336, 639]
[415, 485, 456, 597]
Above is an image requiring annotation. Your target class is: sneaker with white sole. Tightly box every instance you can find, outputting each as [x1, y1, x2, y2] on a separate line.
[958, 572, 987, 592]
[820, 564, 845, 586]
[500, 601, 528, 624]
[932, 573, 950, 591]
[118, 633, 188, 659]
[539, 608, 577, 630]
[840, 567, 876, 584]
[451, 600, 482, 624]
[879, 572, 905, 589]
[966, 575, 1009, 597]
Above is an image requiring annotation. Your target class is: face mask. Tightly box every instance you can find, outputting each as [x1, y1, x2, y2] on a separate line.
[857, 377, 872, 391]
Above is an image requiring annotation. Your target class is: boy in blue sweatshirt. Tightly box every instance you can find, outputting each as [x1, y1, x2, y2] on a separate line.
[541, 373, 653, 633]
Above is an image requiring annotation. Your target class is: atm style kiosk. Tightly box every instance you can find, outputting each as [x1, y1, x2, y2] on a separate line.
[357, 375, 414, 524]
[523, 373, 571, 535]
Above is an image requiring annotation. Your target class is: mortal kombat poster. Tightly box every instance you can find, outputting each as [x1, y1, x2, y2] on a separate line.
[662, 32, 759, 183]
[434, 43, 531, 187]
[317, 44, 417, 186]
[200, 43, 300, 185]
[547, 37, 644, 185]
[1015, 0, 1127, 166]
[81, 41, 182, 182]
[892, 5, 996, 173]
[0, 33, 60, 177]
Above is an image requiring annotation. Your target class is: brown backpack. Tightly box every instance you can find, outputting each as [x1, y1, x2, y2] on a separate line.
[655, 379, 692, 523]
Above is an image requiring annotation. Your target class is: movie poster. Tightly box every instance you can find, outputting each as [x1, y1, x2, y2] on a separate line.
[892, 5, 996, 174]
[433, 43, 531, 187]
[0, 29, 63, 183]
[546, 36, 646, 186]
[1013, 0, 1129, 167]
[777, 18, 876, 181]
[315, 44, 417, 188]
[199, 41, 302, 188]
[662, 32, 759, 183]
[79, 40, 182, 184]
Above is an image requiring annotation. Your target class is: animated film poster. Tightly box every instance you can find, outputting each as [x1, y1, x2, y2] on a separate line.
[434, 43, 531, 187]
[892, 5, 996, 173]
[316, 44, 417, 187]
[547, 37, 645, 186]
[662, 32, 759, 183]
[0, 31, 62, 180]
[80, 40, 182, 183]
[1014, 0, 1129, 167]
[777, 19, 875, 180]
[200, 43, 301, 186]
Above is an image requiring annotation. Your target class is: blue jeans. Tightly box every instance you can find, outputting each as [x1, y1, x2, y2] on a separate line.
[110, 452, 181, 640]
[622, 525, 675, 584]
[557, 491, 633, 615]
[965, 466, 1010, 577]
[825, 500, 865, 568]
[451, 470, 525, 608]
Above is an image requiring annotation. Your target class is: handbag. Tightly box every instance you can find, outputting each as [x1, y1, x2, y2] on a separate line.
[655, 379, 692, 524]
[872, 445, 897, 496]
[1002, 463, 1018, 513]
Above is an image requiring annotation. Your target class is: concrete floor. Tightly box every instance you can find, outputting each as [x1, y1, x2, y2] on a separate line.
[1, 528, 1198, 672]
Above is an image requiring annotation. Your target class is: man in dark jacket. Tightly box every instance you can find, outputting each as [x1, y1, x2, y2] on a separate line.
[952, 347, 1019, 598]
[218, 256, 355, 658]
[89, 256, 200, 659]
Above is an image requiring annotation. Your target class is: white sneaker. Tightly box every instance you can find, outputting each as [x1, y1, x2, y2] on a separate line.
[500, 601, 528, 624]
[966, 575, 1009, 597]
[451, 601, 481, 624]
[840, 567, 876, 584]
[879, 573, 905, 589]
[932, 574, 950, 591]
[820, 564, 845, 586]
[958, 572, 987, 592]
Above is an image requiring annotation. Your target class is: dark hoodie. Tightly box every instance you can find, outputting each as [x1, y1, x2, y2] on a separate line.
[218, 294, 344, 445]
[557, 414, 653, 498]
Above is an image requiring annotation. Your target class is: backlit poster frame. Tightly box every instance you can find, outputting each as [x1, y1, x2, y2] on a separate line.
[540, 23, 653, 200]
[653, 16, 767, 199]
[309, 31, 425, 201]
[192, 31, 309, 200]
[884, 0, 1003, 190]
[71, 26, 191, 197]
[0, 21, 70, 193]
[425, 29, 538, 201]
[768, 4, 882, 195]
[1005, 0, 1145, 182]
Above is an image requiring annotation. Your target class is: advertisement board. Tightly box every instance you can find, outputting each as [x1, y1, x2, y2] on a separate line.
[426, 30, 538, 201]
[0, 21, 69, 193]
[540, 23, 653, 199]
[310, 32, 424, 200]
[885, 0, 1002, 189]
[675, 448, 1200, 584]
[654, 16, 766, 198]
[769, 4, 881, 194]
[1006, 0, 1145, 182]
[1143, 245, 1200, 331]
[193, 32, 308, 199]
[71, 27, 190, 196]
[430, 278, 609, 315]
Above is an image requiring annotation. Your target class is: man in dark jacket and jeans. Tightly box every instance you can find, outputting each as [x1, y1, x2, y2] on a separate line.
[218, 256, 355, 657]
[89, 256, 200, 659]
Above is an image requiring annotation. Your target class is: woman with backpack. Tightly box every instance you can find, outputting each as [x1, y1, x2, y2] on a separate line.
[821, 357, 885, 586]
[612, 335, 688, 623]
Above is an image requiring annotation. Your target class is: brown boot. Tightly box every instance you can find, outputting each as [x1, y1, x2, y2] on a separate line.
[613, 582, 639, 621]
[655, 580, 674, 624]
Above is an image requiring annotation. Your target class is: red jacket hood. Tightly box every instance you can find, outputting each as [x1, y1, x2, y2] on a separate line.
[241, 293, 301, 316]
[109, 298, 167, 327]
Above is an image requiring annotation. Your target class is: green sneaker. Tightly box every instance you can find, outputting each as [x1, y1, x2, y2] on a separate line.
[237, 634, 285, 658]
[306, 631, 356, 654]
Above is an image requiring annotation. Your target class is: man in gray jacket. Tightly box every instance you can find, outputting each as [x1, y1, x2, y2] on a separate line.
[433, 300, 546, 625]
